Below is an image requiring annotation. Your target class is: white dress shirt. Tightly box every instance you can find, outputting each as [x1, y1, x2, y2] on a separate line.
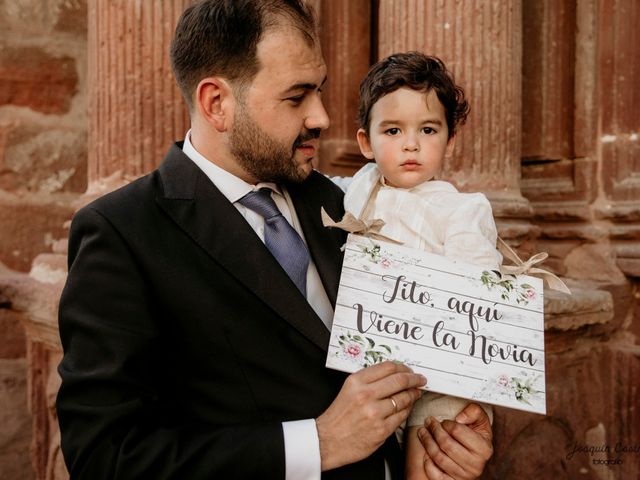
[182, 132, 331, 480]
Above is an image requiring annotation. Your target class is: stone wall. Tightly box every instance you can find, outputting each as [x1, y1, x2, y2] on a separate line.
[0, 0, 87, 273]
[0, 275, 33, 480]
[0, 1, 86, 479]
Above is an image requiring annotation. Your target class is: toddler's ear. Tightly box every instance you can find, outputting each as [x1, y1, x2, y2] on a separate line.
[356, 129, 375, 160]
[445, 135, 456, 158]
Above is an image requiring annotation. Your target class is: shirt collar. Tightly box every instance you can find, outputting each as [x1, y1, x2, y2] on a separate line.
[376, 168, 458, 194]
[182, 130, 282, 203]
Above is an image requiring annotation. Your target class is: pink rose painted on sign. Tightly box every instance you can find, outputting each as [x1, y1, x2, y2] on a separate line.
[336, 332, 394, 367]
[345, 343, 362, 358]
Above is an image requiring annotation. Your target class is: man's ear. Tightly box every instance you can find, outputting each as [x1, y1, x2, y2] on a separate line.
[195, 77, 234, 132]
[445, 134, 456, 158]
[356, 128, 375, 160]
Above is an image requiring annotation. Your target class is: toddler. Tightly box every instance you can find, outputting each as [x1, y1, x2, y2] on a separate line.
[345, 52, 500, 478]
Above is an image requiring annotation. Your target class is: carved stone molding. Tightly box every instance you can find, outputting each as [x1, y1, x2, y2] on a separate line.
[522, 158, 598, 221]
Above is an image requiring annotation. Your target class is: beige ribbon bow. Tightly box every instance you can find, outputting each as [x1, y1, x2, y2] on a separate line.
[498, 237, 571, 294]
[320, 208, 404, 245]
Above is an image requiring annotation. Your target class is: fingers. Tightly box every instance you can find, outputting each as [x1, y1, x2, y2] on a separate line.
[383, 403, 412, 431]
[351, 361, 426, 399]
[454, 402, 483, 424]
[382, 389, 420, 418]
[419, 416, 492, 479]
[441, 420, 493, 460]
[423, 454, 455, 480]
[356, 360, 413, 382]
[418, 420, 469, 479]
[315, 363, 426, 472]
[374, 370, 427, 399]
[388, 396, 399, 415]
[453, 403, 493, 443]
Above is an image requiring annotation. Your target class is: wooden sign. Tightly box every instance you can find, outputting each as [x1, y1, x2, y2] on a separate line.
[326, 234, 546, 414]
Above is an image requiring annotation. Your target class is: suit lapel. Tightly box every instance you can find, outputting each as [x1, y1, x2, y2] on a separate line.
[155, 145, 330, 351]
[286, 175, 345, 307]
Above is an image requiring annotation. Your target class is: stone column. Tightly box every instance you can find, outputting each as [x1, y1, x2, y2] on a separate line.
[87, 0, 190, 190]
[520, 0, 640, 279]
[315, 0, 372, 175]
[519, 0, 599, 274]
[17, 2, 191, 479]
[377, 0, 532, 227]
[595, 0, 640, 277]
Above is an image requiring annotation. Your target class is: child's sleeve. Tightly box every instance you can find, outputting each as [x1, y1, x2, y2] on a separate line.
[444, 194, 502, 269]
[407, 393, 494, 425]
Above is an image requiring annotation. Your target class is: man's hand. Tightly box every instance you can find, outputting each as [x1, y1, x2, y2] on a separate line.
[316, 361, 426, 471]
[417, 403, 493, 479]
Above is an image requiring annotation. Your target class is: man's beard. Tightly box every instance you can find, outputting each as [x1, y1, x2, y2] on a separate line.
[229, 101, 320, 183]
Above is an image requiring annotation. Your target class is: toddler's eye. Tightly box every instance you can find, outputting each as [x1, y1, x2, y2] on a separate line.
[422, 127, 436, 134]
[385, 128, 400, 135]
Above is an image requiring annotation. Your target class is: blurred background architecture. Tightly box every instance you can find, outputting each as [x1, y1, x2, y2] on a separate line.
[0, 0, 638, 479]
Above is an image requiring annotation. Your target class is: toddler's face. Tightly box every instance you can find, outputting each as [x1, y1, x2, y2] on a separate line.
[357, 87, 455, 189]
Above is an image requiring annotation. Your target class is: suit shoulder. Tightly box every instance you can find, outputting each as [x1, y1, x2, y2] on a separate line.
[307, 170, 345, 200]
[77, 170, 161, 222]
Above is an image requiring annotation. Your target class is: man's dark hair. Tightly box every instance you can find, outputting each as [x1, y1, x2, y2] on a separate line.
[170, 0, 317, 111]
[357, 52, 469, 139]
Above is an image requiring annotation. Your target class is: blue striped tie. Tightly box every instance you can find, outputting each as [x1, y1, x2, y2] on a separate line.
[238, 188, 310, 296]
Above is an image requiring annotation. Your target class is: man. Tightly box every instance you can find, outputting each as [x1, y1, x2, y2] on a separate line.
[57, 1, 493, 478]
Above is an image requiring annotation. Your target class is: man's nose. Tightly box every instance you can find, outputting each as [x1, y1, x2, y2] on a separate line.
[305, 96, 330, 131]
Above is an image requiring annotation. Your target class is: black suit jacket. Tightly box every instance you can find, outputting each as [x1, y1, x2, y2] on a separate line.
[57, 144, 400, 479]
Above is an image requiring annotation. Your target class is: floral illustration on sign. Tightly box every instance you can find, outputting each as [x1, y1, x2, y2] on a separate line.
[357, 242, 393, 271]
[510, 376, 540, 405]
[496, 373, 540, 405]
[480, 270, 536, 305]
[335, 331, 394, 367]
[360, 243, 381, 262]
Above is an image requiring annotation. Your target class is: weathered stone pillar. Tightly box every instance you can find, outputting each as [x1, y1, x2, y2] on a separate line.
[494, 1, 640, 478]
[17, 2, 191, 479]
[315, 0, 372, 175]
[378, 0, 531, 225]
[87, 0, 190, 190]
[595, 0, 640, 278]
[520, 0, 600, 274]
[520, 0, 640, 280]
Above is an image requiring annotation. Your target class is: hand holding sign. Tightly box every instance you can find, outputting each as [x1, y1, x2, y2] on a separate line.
[316, 361, 426, 471]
